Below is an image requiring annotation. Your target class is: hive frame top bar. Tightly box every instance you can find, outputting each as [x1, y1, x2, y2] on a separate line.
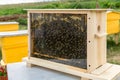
[25, 9, 111, 11]
[25, 9, 111, 13]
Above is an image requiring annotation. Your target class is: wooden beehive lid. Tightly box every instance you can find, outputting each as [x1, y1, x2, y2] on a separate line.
[0, 30, 28, 37]
[25, 9, 110, 13]
[0, 22, 19, 25]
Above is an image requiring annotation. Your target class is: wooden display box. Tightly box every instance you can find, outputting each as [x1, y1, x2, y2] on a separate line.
[26, 9, 120, 80]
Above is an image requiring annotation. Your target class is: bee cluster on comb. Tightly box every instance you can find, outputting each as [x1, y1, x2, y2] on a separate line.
[30, 13, 87, 69]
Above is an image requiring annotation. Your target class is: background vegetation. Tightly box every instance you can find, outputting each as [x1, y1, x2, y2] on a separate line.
[0, 0, 120, 27]
[0, 0, 120, 64]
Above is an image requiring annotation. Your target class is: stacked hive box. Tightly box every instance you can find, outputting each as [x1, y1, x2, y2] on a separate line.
[107, 11, 120, 34]
[0, 30, 28, 64]
[0, 22, 19, 46]
[0, 22, 19, 32]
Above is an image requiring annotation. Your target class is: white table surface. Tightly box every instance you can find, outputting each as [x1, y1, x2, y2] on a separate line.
[7, 62, 80, 80]
[7, 62, 120, 80]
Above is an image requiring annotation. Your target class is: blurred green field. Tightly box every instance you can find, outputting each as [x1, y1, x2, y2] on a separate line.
[0, 0, 120, 16]
[107, 34, 120, 65]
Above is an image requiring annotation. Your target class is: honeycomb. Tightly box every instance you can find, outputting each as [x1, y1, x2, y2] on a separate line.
[30, 13, 87, 69]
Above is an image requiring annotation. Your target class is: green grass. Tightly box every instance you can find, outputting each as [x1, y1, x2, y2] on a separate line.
[0, 2, 66, 16]
[0, 0, 119, 16]
[0, 1, 120, 24]
[107, 46, 120, 65]
[0, 2, 53, 16]
[107, 34, 120, 65]
[19, 25, 27, 30]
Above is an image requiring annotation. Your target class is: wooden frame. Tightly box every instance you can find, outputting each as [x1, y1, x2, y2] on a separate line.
[27, 57, 120, 80]
[26, 9, 120, 80]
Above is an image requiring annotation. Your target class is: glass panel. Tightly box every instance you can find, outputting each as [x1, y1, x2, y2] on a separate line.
[30, 13, 87, 69]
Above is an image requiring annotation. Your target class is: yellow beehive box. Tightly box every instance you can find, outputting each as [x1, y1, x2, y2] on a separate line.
[0, 22, 19, 32]
[107, 11, 120, 34]
[0, 30, 28, 64]
[0, 22, 19, 46]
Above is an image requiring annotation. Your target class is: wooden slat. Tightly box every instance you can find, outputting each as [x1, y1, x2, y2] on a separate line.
[87, 11, 99, 72]
[91, 63, 112, 75]
[28, 59, 120, 80]
[28, 57, 108, 80]
[25, 9, 108, 14]
[28, 11, 31, 59]
[87, 11, 107, 72]
[99, 64, 120, 80]
[34, 52, 67, 61]
[98, 11, 107, 66]
[25, 9, 108, 12]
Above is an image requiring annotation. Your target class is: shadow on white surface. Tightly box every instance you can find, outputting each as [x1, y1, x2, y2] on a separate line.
[7, 62, 81, 80]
